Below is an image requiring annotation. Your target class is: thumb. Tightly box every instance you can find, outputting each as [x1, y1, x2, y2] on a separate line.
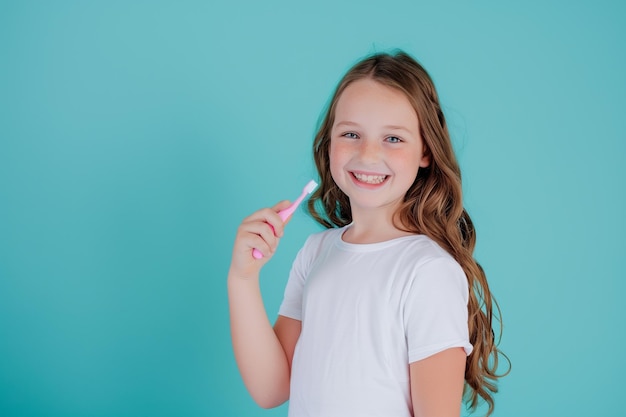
[272, 200, 292, 212]
[272, 199, 296, 226]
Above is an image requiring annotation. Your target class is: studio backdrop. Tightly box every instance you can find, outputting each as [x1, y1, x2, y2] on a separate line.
[1, 1, 624, 416]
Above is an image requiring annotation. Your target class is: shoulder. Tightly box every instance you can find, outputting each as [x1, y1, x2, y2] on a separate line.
[392, 234, 459, 266]
[395, 235, 467, 290]
[291, 226, 345, 271]
[300, 226, 345, 253]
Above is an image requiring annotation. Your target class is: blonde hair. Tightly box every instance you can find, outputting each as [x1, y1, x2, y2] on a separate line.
[307, 51, 509, 416]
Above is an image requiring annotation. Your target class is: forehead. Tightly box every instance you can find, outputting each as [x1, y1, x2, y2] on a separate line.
[333, 78, 419, 128]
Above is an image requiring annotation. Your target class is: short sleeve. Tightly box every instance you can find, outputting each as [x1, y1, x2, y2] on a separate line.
[277, 241, 310, 321]
[404, 257, 473, 363]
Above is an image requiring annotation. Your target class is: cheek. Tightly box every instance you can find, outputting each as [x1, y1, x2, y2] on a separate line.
[394, 153, 422, 178]
[329, 142, 345, 177]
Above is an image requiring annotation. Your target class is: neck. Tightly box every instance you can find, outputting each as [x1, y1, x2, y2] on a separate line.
[342, 209, 414, 244]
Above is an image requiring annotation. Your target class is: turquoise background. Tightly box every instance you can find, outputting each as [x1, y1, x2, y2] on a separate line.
[1, 1, 624, 416]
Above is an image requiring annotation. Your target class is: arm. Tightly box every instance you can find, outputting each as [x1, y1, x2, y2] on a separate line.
[227, 201, 299, 408]
[410, 347, 467, 417]
[274, 315, 301, 371]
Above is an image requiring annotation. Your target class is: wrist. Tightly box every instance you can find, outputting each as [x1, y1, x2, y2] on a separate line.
[227, 272, 263, 301]
[227, 269, 260, 285]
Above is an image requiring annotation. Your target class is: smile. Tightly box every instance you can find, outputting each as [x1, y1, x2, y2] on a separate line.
[352, 172, 388, 184]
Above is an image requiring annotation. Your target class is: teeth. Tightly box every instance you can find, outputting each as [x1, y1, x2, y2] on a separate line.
[353, 173, 387, 184]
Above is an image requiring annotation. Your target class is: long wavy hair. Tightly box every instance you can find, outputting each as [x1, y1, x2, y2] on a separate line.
[307, 50, 509, 416]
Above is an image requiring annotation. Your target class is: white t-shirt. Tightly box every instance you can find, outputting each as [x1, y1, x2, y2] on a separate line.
[278, 226, 473, 417]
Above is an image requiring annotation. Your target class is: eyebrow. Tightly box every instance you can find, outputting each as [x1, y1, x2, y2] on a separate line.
[334, 121, 414, 133]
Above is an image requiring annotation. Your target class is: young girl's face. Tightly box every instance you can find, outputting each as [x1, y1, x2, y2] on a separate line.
[329, 78, 430, 219]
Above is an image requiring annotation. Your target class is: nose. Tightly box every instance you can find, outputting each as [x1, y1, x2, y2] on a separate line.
[359, 139, 382, 164]
[359, 138, 382, 164]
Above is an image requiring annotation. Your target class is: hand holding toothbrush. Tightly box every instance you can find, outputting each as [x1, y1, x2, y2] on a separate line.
[229, 180, 318, 278]
[251, 180, 318, 259]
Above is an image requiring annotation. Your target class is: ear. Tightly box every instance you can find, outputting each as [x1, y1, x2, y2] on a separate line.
[419, 146, 431, 168]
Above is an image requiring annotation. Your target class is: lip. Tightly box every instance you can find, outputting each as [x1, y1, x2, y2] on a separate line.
[349, 170, 390, 189]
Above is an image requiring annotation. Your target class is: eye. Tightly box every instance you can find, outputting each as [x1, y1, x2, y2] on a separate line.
[385, 136, 402, 143]
[342, 132, 359, 139]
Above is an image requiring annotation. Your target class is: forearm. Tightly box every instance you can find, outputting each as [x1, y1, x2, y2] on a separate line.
[228, 274, 290, 408]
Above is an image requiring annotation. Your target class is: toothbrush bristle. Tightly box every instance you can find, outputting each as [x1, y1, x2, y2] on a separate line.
[304, 180, 318, 194]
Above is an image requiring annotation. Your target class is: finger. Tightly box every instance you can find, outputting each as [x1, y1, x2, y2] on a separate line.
[269, 200, 293, 235]
[243, 205, 285, 227]
[246, 202, 289, 238]
[237, 201, 290, 257]
[249, 235, 274, 259]
[238, 220, 279, 252]
[272, 200, 292, 211]
[254, 222, 280, 254]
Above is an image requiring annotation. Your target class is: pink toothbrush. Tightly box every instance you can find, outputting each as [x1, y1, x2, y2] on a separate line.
[252, 179, 318, 259]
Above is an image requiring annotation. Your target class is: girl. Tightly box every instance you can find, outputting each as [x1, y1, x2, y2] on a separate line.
[228, 51, 507, 417]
